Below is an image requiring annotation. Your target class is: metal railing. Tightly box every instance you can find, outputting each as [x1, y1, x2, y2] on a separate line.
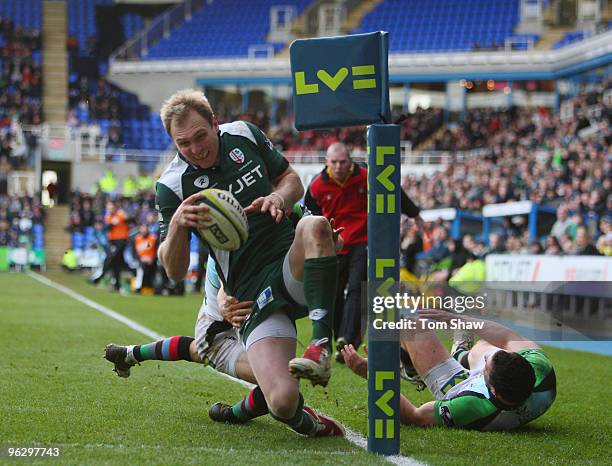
[21, 121, 493, 168]
[22, 123, 174, 167]
[110, 0, 207, 62]
[284, 145, 489, 166]
[7, 171, 36, 197]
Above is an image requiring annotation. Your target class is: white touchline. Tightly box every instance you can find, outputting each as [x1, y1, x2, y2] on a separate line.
[28, 272, 164, 340]
[28, 272, 426, 466]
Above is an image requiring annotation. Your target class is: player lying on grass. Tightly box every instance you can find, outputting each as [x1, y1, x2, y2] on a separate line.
[342, 309, 556, 431]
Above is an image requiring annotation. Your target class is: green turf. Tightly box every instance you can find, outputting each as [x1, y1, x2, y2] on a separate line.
[1, 271, 610, 465]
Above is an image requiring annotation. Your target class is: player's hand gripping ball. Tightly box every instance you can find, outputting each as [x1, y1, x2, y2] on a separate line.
[198, 188, 248, 251]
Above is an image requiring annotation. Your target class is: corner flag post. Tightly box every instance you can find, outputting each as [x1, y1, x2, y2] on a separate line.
[289, 30, 400, 455]
[367, 124, 401, 455]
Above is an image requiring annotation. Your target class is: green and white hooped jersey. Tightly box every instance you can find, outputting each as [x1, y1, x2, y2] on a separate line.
[434, 349, 556, 431]
[156, 121, 295, 301]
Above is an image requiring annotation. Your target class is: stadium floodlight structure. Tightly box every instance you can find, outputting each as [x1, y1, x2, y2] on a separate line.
[290, 31, 400, 455]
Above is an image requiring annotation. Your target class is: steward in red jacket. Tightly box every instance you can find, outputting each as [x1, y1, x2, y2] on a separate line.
[305, 143, 421, 360]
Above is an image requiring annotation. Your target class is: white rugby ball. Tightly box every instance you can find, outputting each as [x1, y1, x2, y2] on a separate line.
[198, 188, 248, 251]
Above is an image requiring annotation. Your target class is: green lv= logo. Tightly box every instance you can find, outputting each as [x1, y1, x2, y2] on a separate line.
[317, 68, 348, 91]
[295, 65, 376, 95]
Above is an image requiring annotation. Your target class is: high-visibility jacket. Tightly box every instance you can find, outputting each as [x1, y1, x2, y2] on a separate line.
[134, 233, 157, 262]
[105, 210, 129, 241]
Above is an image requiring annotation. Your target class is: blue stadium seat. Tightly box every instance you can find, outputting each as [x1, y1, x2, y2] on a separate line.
[144, 0, 311, 60]
[353, 0, 524, 53]
[33, 224, 44, 248]
[0, 0, 41, 29]
[84, 227, 96, 247]
[72, 232, 85, 250]
[554, 31, 586, 49]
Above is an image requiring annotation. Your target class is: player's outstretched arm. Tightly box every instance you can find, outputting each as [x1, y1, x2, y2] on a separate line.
[342, 344, 435, 427]
[159, 191, 209, 281]
[399, 398, 436, 427]
[418, 309, 539, 352]
[341, 344, 368, 378]
[244, 166, 304, 223]
[271, 165, 304, 207]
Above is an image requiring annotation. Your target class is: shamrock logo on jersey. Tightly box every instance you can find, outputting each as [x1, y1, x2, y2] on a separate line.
[229, 148, 245, 164]
[194, 175, 210, 188]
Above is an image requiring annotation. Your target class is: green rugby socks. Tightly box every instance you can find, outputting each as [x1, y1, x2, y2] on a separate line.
[303, 256, 337, 346]
[229, 386, 269, 422]
[270, 393, 318, 436]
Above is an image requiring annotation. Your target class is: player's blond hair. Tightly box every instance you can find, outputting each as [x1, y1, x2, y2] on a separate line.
[160, 89, 214, 136]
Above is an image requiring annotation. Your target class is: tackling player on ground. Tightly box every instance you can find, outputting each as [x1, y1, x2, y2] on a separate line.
[342, 309, 556, 430]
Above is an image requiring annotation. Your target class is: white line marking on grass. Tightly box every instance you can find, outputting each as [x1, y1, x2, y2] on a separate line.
[28, 272, 164, 340]
[2, 441, 369, 457]
[28, 272, 426, 466]
[209, 369, 424, 464]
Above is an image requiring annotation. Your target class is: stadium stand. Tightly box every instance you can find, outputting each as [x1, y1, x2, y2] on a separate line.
[400, 78, 611, 270]
[67, 188, 157, 266]
[0, 7, 44, 113]
[270, 107, 443, 154]
[144, 0, 311, 59]
[553, 24, 612, 48]
[66, 73, 172, 151]
[2, 0, 609, 271]
[0, 1, 45, 269]
[0, 194, 45, 270]
[554, 30, 586, 48]
[353, 0, 528, 52]
[0, 0, 41, 30]
[0, 2, 44, 172]
[66, 0, 172, 151]
[66, 0, 115, 57]
[120, 13, 143, 43]
[67, 187, 193, 295]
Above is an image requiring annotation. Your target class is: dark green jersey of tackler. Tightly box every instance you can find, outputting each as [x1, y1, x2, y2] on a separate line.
[433, 349, 556, 431]
[155, 121, 295, 300]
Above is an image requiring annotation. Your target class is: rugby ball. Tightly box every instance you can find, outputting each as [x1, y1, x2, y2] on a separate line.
[198, 188, 248, 251]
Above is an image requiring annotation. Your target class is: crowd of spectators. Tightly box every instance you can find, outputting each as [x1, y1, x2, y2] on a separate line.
[0, 194, 44, 248]
[0, 18, 43, 170]
[66, 75, 123, 148]
[266, 107, 443, 155]
[67, 189, 157, 236]
[399, 79, 611, 268]
[67, 187, 191, 295]
[0, 18, 43, 125]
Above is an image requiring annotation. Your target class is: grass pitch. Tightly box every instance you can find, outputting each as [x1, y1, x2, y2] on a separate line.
[1, 271, 610, 465]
